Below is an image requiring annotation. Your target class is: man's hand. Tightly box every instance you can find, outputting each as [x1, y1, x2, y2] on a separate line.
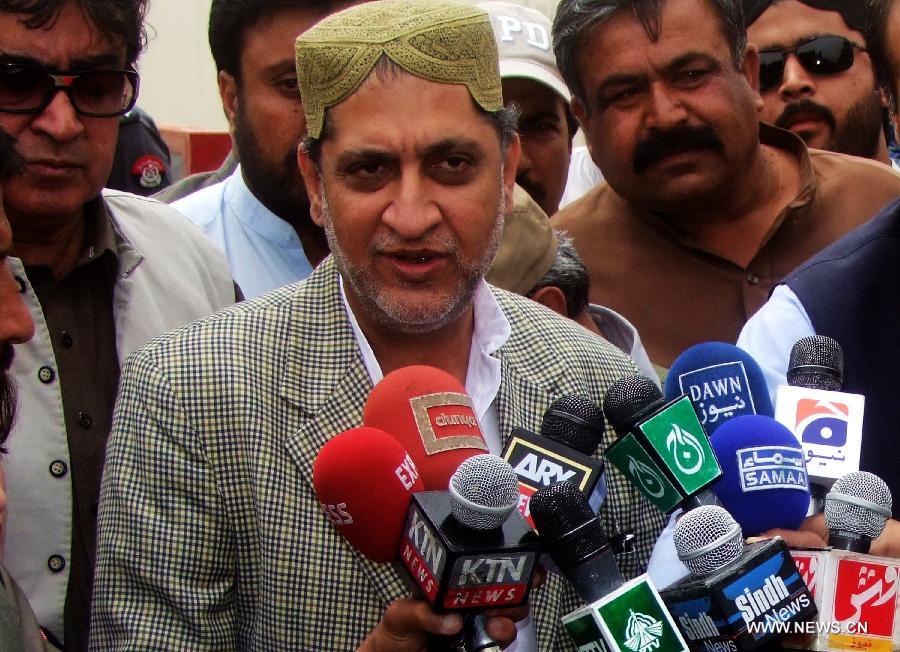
[357, 598, 463, 652]
[749, 513, 828, 548]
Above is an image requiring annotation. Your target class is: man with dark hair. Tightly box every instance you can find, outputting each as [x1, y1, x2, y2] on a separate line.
[0, 1, 236, 648]
[739, 0, 900, 521]
[744, 0, 896, 166]
[91, 2, 665, 649]
[550, 0, 900, 369]
[167, 0, 360, 299]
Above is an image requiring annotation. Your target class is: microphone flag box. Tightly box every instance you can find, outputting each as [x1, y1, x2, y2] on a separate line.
[606, 395, 722, 514]
[398, 491, 540, 612]
[562, 574, 689, 652]
[784, 547, 900, 651]
[501, 427, 606, 529]
[660, 538, 817, 651]
[773, 385, 864, 488]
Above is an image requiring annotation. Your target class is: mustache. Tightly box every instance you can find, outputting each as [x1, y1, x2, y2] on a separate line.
[633, 124, 725, 173]
[775, 99, 836, 133]
[515, 175, 544, 208]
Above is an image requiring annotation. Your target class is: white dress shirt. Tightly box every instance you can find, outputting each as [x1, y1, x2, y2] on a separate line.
[171, 165, 314, 299]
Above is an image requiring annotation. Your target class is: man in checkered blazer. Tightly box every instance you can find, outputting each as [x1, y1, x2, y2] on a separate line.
[90, 1, 666, 649]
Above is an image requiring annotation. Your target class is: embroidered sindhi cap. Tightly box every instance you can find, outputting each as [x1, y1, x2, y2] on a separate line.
[295, 0, 504, 138]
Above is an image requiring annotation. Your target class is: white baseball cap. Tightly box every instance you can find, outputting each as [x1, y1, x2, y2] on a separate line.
[478, 1, 572, 103]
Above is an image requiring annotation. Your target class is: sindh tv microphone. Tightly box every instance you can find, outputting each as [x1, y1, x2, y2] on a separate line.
[709, 415, 810, 536]
[531, 481, 689, 652]
[664, 342, 774, 434]
[661, 505, 816, 651]
[501, 395, 606, 528]
[773, 336, 864, 512]
[603, 373, 722, 514]
[363, 365, 489, 490]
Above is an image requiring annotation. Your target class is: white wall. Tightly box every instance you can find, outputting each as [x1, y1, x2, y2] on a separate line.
[137, 1, 228, 131]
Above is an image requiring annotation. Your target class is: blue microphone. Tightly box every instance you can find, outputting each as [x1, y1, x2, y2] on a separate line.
[710, 415, 810, 536]
[665, 342, 773, 434]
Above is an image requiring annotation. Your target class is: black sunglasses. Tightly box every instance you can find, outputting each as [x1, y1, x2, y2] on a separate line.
[758, 35, 864, 93]
[0, 63, 139, 117]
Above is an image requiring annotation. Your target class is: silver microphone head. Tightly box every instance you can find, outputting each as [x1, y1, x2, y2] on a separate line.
[449, 454, 519, 530]
[825, 471, 892, 541]
[787, 335, 844, 391]
[673, 505, 743, 577]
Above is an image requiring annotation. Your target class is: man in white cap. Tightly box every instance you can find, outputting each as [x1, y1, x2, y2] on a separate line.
[480, 1, 577, 215]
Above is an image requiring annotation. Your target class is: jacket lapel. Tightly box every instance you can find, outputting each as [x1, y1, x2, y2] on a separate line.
[277, 259, 409, 606]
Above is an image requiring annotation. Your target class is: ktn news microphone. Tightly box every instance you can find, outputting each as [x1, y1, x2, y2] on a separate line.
[313, 428, 538, 651]
[531, 481, 689, 652]
[773, 336, 864, 512]
[501, 395, 606, 529]
[785, 471, 898, 652]
[709, 415, 810, 536]
[661, 505, 816, 651]
[664, 342, 774, 434]
[603, 373, 722, 514]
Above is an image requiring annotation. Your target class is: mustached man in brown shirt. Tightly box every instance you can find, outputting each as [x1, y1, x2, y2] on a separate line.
[550, 0, 900, 370]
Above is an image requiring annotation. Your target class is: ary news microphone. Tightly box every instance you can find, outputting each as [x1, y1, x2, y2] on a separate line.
[774, 336, 864, 512]
[399, 454, 540, 651]
[824, 471, 892, 553]
[661, 505, 816, 651]
[363, 365, 489, 490]
[533, 482, 689, 651]
[709, 415, 810, 536]
[665, 342, 774, 434]
[312, 426, 424, 562]
[501, 395, 606, 529]
[603, 373, 722, 514]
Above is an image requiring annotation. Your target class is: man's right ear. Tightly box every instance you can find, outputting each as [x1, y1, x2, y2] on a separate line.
[218, 71, 239, 133]
[297, 144, 325, 227]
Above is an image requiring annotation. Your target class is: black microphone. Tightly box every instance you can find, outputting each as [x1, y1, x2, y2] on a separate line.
[398, 454, 541, 652]
[661, 505, 816, 651]
[787, 335, 844, 391]
[501, 395, 605, 529]
[603, 373, 722, 514]
[532, 481, 689, 651]
[825, 470, 892, 553]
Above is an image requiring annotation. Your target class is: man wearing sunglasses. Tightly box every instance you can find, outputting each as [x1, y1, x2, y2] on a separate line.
[549, 0, 900, 370]
[745, 0, 896, 167]
[0, 1, 237, 650]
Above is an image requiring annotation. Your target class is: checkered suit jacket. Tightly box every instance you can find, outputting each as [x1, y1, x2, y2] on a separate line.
[90, 258, 665, 650]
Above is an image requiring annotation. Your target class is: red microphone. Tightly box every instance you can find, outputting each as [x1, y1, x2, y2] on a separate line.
[312, 426, 423, 563]
[363, 365, 489, 490]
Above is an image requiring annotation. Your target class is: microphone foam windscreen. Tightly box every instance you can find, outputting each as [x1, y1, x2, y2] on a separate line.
[710, 415, 810, 535]
[602, 373, 663, 437]
[788, 335, 844, 391]
[449, 454, 519, 530]
[541, 395, 605, 455]
[530, 481, 607, 571]
[313, 426, 424, 563]
[825, 471, 892, 540]
[673, 505, 743, 577]
[364, 365, 488, 490]
[664, 342, 774, 433]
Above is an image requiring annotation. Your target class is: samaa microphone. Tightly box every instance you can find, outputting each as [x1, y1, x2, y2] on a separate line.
[312, 426, 423, 563]
[773, 336, 864, 510]
[603, 373, 722, 514]
[363, 365, 489, 490]
[502, 395, 606, 528]
[665, 342, 774, 434]
[825, 471, 892, 553]
[662, 505, 816, 651]
[709, 415, 810, 536]
[533, 482, 689, 651]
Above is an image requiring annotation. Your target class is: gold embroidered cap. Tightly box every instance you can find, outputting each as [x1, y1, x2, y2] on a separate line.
[295, 0, 504, 138]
